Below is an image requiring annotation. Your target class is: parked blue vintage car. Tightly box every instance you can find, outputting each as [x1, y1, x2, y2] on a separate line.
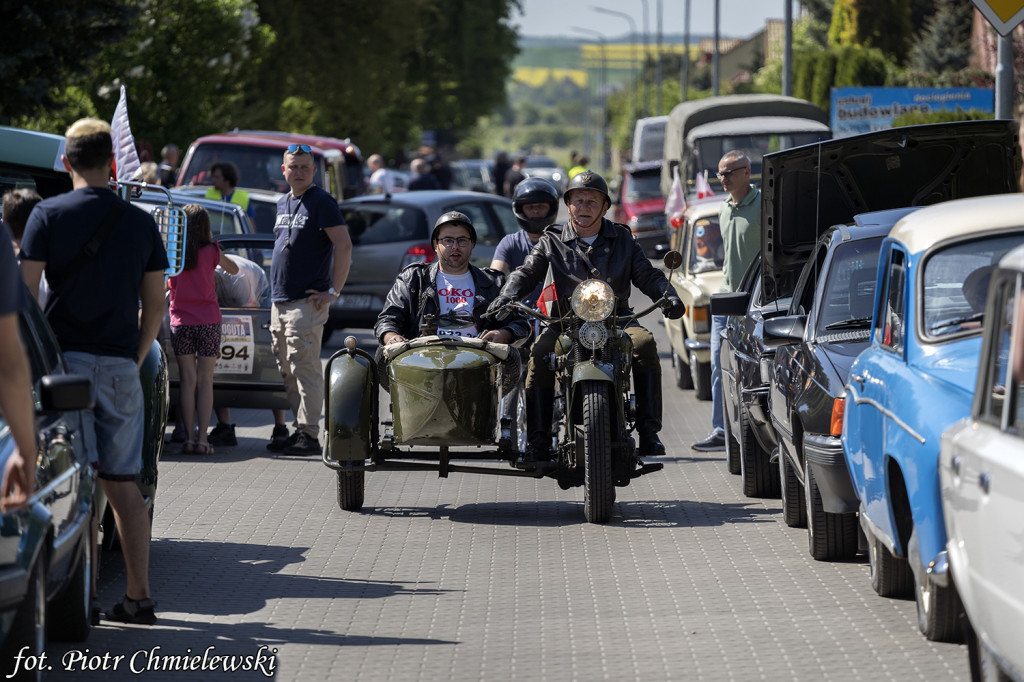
[842, 193, 1024, 643]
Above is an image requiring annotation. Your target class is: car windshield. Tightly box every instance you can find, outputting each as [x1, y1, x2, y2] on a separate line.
[637, 123, 666, 163]
[815, 238, 883, 335]
[342, 204, 428, 245]
[695, 132, 826, 189]
[626, 171, 663, 201]
[526, 156, 558, 168]
[689, 215, 723, 273]
[179, 143, 323, 194]
[922, 234, 1021, 339]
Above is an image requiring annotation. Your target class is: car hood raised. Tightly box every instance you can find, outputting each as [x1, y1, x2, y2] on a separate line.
[760, 120, 1019, 303]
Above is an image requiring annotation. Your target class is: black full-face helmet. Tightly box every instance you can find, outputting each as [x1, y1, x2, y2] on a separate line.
[431, 210, 477, 244]
[563, 170, 611, 210]
[512, 177, 559, 234]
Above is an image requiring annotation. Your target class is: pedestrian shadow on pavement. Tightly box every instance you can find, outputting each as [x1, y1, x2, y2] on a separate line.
[616, 499, 779, 528]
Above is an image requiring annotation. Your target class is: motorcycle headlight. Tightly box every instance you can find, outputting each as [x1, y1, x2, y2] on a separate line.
[578, 322, 609, 350]
[571, 279, 614, 322]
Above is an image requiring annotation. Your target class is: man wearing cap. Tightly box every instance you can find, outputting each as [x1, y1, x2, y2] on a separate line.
[269, 143, 353, 456]
[375, 211, 530, 347]
[488, 170, 685, 462]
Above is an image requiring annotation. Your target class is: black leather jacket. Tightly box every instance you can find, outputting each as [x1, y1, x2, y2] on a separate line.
[500, 217, 677, 316]
[374, 262, 531, 344]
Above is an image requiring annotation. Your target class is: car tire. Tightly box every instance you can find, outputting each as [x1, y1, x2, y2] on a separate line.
[672, 350, 693, 391]
[1, 548, 46, 681]
[868, 529, 913, 598]
[778, 446, 805, 528]
[337, 470, 365, 511]
[804, 461, 858, 560]
[690, 351, 711, 401]
[738, 405, 779, 498]
[48, 535, 92, 642]
[723, 399, 740, 475]
[908, 528, 963, 642]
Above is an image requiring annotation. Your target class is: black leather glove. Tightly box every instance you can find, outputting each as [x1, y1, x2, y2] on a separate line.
[663, 296, 685, 320]
[485, 296, 513, 322]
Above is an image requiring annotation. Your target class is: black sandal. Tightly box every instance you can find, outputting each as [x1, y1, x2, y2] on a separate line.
[105, 594, 158, 625]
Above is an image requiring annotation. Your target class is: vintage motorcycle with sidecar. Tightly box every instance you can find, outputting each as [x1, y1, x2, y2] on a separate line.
[321, 252, 684, 524]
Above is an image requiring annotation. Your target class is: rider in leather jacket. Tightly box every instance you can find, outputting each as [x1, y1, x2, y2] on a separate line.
[374, 211, 531, 346]
[489, 171, 685, 461]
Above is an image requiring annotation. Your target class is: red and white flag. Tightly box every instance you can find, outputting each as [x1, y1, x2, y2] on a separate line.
[110, 85, 141, 182]
[537, 266, 557, 317]
[664, 165, 687, 229]
[695, 170, 716, 199]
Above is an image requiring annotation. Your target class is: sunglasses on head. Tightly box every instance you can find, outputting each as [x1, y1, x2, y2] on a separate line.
[287, 144, 312, 154]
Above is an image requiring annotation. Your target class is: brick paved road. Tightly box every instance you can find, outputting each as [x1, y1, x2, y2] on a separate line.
[42, 315, 970, 681]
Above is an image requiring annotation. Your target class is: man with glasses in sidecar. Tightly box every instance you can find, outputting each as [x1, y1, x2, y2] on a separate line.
[488, 170, 685, 462]
[374, 211, 531, 351]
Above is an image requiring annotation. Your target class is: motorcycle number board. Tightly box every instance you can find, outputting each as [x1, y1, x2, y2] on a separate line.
[973, 0, 1024, 35]
[217, 314, 255, 374]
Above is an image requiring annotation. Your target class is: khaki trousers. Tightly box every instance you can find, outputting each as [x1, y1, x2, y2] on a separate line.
[270, 299, 329, 437]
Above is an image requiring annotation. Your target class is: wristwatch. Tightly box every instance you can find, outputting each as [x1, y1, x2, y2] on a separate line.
[327, 287, 340, 298]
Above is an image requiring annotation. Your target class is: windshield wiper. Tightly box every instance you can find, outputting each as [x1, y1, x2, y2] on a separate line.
[824, 316, 872, 330]
[930, 312, 984, 332]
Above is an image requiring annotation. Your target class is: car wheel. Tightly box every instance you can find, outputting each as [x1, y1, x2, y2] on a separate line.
[337, 470, 365, 511]
[908, 528, 963, 642]
[690, 351, 711, 401]
[48, 535, 92, 642]
[672, 350, 693, 390]
[778, 446, 805, 528]
[738, 404, 779, 498]
[804, 461, 857, 560]
[723, 398, 740, 475]
[1, 548, 46, 681]
[868, 528, 913, 598]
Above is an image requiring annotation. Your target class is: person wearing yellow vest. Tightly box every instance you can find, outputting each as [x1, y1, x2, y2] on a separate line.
[205, 162, 254, 228]
[567, 154, 590, 180]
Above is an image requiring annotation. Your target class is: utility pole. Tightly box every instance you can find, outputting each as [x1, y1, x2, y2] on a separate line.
[681, 0, 691, 101]
[655, 0, 663, 115]
[783, 0, 793, 96]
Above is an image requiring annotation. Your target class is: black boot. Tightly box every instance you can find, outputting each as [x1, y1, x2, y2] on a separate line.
[633, 370, 666, 457]
[524, 385, 555, 462]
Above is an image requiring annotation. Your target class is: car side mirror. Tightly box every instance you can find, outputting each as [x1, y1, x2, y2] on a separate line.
[763, 315, 806, 347]
[38, 374, 95, 414]
[711, 291, 749, 317]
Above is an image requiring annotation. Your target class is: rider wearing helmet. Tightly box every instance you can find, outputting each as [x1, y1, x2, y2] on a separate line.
[488, 170, 685, 461]
[490, 178, 560, 306]
[375, 211, 530, 347]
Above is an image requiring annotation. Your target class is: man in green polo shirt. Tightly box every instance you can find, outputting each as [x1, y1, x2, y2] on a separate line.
[692, 151, 761, 452]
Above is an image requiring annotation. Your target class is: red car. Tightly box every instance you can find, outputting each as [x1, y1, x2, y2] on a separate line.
[612, 160, 666, 257]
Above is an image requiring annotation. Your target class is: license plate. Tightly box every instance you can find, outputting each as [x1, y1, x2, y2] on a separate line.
[335, 294, 375, 309]
[216, 314, 255, 374]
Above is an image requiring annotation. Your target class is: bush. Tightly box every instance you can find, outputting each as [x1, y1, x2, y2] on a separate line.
[892, 107, 993, 127]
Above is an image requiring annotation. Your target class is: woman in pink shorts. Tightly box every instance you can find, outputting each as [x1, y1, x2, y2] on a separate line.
[168, 205, 239, 453]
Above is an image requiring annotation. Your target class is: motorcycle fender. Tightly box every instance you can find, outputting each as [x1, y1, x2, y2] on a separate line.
[325, 348, 378, 462]
[571, 362, 614, 385]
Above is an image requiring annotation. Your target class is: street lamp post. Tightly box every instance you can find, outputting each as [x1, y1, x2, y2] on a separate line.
[593, 5, 638, 129]
[638, 0, 649, 117]
[573, 26, 608, 172]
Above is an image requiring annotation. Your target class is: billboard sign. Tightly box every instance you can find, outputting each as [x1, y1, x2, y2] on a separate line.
[831, 87, 995, 138]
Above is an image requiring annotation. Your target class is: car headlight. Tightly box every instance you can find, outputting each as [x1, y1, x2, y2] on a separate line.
[571, 279, 615, 322]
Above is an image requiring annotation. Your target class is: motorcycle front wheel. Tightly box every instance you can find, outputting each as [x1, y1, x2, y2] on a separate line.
[581, 380, 614, 524]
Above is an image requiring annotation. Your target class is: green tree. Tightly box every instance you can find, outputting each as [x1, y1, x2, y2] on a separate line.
[910, 0, 972, 74]
[80, 0, 274, 152]
[828, 0, 912, 64]
[0, 1, 134, 124]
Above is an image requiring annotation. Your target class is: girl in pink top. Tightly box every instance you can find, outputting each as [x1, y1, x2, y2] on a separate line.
[168, 205, 238, 454]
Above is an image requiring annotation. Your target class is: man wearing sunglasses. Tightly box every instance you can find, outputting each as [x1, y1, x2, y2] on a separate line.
[375, 211, 529, 347]
[269, 143, 353, 456]
[692, 150, 761, 453]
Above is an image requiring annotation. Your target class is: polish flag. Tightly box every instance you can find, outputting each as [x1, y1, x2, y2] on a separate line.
[110, 85, 141, 182]
[664, 165, 687, 229]
[537, 267, 558, 317]
[695, 170, 716, 199]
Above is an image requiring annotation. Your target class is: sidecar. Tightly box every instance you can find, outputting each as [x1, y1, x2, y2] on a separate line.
[323, 335, 529, 511]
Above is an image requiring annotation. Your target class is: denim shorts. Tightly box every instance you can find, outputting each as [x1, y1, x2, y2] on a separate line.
[64, 352, 144, 481]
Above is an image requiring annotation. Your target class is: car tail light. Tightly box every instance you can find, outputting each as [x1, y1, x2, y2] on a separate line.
[401, 244, 435, 269]
[830, 398, 845, 436]
[692, 306, 709, 333]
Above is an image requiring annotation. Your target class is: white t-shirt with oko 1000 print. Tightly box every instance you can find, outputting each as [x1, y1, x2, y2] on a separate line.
[436, 270, 478, 337]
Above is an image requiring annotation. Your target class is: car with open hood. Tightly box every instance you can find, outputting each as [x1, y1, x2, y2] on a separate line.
[714, 120, 1021, 503]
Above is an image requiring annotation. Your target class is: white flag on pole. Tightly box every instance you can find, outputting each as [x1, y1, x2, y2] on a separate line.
[664, 165, 687, 228]
[695, 170, 716, 199]
[110, 85, 141, 182]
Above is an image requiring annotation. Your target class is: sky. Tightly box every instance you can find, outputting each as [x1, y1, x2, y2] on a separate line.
[512, 0, 799, 41]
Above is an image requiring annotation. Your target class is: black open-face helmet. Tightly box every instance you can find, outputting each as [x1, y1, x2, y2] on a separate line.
[512, 177, 559, 234]
[563, 170, 610, 210]
[431, 210, 477, 244]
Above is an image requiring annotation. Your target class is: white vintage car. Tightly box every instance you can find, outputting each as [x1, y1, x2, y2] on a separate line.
[940, 242, 1024, 681]
[663, 197, 723, 400]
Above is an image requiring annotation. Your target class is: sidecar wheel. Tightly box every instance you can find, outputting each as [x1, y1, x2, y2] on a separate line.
[581, 380, 614, 524]
[337, 470, 365, 511]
